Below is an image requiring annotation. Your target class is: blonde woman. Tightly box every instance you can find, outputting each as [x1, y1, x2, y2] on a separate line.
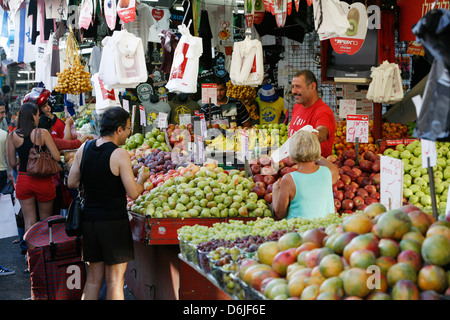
[272, 130, 339, 220]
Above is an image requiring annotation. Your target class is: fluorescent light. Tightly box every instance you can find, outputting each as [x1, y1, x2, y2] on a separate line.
[18, 70, 35, 74]
[16, 80, 38, 84]
[174, 5, 184, 11]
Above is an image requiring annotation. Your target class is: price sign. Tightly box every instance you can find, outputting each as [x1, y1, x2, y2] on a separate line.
[196, 135, 205, 164]
[380, 155, 404, 210]
[421, 139, 437, 168]
[123, 99, 130, 112]
[339, 99, 357, 119]
[158, 112, 168, 129]
[199, 113, 207, 138]
[241, 130, 249, 160]
[179, 114, 191, 127]
[346, 114, 369, 143]
[201, 83, 217, 105]
[139, 106, 146, 126]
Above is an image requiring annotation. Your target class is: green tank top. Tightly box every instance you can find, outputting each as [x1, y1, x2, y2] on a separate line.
[287, 167, 336, 220]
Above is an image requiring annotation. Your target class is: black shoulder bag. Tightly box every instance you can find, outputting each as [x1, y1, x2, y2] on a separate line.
[65, 140, 91, 237]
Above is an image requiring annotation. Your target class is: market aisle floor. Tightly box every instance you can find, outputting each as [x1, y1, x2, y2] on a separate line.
[0, 236, 136, 300]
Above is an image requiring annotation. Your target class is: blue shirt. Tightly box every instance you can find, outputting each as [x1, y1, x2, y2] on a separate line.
[287, 167, 335, 220]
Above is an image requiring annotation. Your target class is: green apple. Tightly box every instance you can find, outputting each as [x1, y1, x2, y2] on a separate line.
[396, 144, 406, 152]
[422, 174, 429, 183]
[414, 177, 428, 189]
[384, 148, 394, 156]
[419, 167, 428, 175]
[434, 171, 444, 180]
[406, 143, 416, 153]
[403, 188, 413, 198]
[404, 163, 413, 174]
[437, 157, 447, 168]
[440, 192, 448, 202]
[442, 181, 449, 189]
[412, 157, 422, 167]
[435, 183, 445, 194]
[416, 190, 425, 198]
[421, 194, 432, 206]
[409, 194, 419, 205]
[444, 169, 450, 180]
[391, 150, 400, 158]
[439, 202, 447, 210]
[410, 168, 422, 178]
[413, 147, 422, 157]
[400, 150, 412, 159]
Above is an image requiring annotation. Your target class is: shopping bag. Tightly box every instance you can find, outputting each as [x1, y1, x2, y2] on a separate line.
[0, 194, 18, 239]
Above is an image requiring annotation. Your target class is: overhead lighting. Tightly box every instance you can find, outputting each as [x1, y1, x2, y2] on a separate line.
[16, 80, 38, 84]
[18, 70, 35, 74]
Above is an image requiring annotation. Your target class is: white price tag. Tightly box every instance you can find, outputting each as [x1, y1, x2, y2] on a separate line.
[158, 112, 168, 129]
[241, 130, 249, 160]
[197, 135, 205, 164]
[346, 114, 369, 143]
[123, 99, 129, 112]
[339, 99, 357, 119]
[380, 155, 404, 210]
[199, 113, 207, 138]
[421, 139, 437, 168]
[179, 114, 191, 127]
[139, 106, 146, 126]
[201, 83, 217, 105]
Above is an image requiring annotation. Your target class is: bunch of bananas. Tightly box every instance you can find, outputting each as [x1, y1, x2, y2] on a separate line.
[226, 81, 259, 120]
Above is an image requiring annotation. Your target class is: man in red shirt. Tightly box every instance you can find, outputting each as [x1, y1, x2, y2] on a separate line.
[288, 70, 335, 157]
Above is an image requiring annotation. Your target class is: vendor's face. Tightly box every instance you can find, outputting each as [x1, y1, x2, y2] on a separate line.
[292, 75, 315, 106]
[217, 84, 227, 103]
[41, 103, 51, 116]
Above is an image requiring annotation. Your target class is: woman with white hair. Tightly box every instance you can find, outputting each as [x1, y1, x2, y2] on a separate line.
[272, 130, 339, 220]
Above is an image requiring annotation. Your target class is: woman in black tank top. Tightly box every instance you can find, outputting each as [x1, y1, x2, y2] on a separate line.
[6, 103, 60, 235]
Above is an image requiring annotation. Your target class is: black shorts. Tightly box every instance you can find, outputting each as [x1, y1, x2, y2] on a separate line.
[82, 219, 134, 265]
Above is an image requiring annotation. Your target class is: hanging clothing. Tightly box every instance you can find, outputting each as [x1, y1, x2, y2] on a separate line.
[229, 37, 264, 86]
[198, 9, 213, 70]
[148, 6, 170, 43]
[11, 2, 35, 63]
[159, 29, 179, 74]
[123, 2, 152, 54]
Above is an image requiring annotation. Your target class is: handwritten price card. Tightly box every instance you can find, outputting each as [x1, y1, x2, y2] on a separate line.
[241, 130, 249, 160]
[201, 83, 217, 105]
[346, 114, 369, 143]
[339, 99, 357, 119]
[421, 139, 437, 168]
[380, 155, 404, 210]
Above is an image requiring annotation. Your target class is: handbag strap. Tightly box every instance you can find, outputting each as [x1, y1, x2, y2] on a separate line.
[79, 139, 92, 191]
[32, 128, 42, 151]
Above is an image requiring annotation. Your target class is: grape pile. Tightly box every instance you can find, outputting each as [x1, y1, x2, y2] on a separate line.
[139, 150, 176, 174]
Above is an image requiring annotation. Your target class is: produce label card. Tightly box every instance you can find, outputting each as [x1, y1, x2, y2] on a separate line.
[346, 114, 369, 143]
[380, 155, 404, 210]
[139, 106, 146, 126]
[179, 114, 191, 127]
[123, 99, 130, 112]
[158, 112, 168, 129]
[421, 139, 437, 168]
[339, 99, 357, 119]
[201, 83, 217, 105]
[241, 130, 249, 160]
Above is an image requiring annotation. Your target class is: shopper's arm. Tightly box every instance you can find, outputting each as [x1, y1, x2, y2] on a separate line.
[114, 148, 150, 199]
[272, 174, 294, 219]
[67, 143, 85, 189]
[315, 156, 339, 184]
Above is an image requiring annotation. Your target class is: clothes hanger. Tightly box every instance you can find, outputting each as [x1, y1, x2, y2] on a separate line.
[181, 0, 191, 25]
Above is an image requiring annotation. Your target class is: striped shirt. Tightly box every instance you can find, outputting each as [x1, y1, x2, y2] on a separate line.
[200, 98, 250, 127]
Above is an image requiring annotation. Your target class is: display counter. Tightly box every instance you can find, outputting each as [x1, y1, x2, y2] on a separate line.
[124, 212, 257, 300]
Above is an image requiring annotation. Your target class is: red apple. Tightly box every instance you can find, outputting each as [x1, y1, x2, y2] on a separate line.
[353, 196, 364, 207]
[280, 166, 297, 176]
[340, 165, 352, 174]
[251, 164, 261, 175]
[255, 181, 266, 189]
[365, 197, 378, 205]
[344, 190, 355, 200]
[370, 192, 380, 200]
[342, 150, 357, 160]
[344, 184, 357, 194]
[372, 173, 381, 185]
[263, 175, 276, 186]
[253, 185, 267, 198]
[356, 188, 369, 199]
[356, 204, 368, 211]
[351, 167, 362, 178]
[372, 161, 380, 173]
[334, 198, 342, 210]
[282, 156, 296, 167]
[261, 165, 277, 176]
[335, 179, 345, 190]
[363, 151, 376, 161]
[364, 185, 377, 195]
[264, 193, 272, 204]
[259, 156, 272, 167]
[342, 199, 355, 211]
[343, 159, 356, 167]
[253, 174, 264, 183]
[359, 160, 373, 172]
[333, 190, 344, 202]
[267, 184, 274, 193]
[341, 174, 352, 185]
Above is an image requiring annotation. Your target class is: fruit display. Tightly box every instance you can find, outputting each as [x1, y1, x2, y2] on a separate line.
[236, 204, 450, 300]
[329, 149, 383, 214]
[226, 81, 259, 120]
[334, 120, 379, 156]
[131, 149, 175, 177]
[250, 154, 297, 204]
[383, 140, 450, 218]
[54, 28, 92, 94]
[166, 124, 193, 152]
[206, 124, 288, 153]
[123, 129, 170, 152]
[129, 163, 272, 218]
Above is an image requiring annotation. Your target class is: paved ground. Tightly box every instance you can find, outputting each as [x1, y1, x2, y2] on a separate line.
[0, 235, 136, 300]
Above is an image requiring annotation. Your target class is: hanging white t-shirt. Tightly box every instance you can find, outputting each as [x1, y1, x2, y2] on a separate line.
[205, 0, 234, 47]
[122, 2, 152, 53]
[165, 24, 203, 94]
[147, 6, 170, 43]
[34, 35, 57, 90]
